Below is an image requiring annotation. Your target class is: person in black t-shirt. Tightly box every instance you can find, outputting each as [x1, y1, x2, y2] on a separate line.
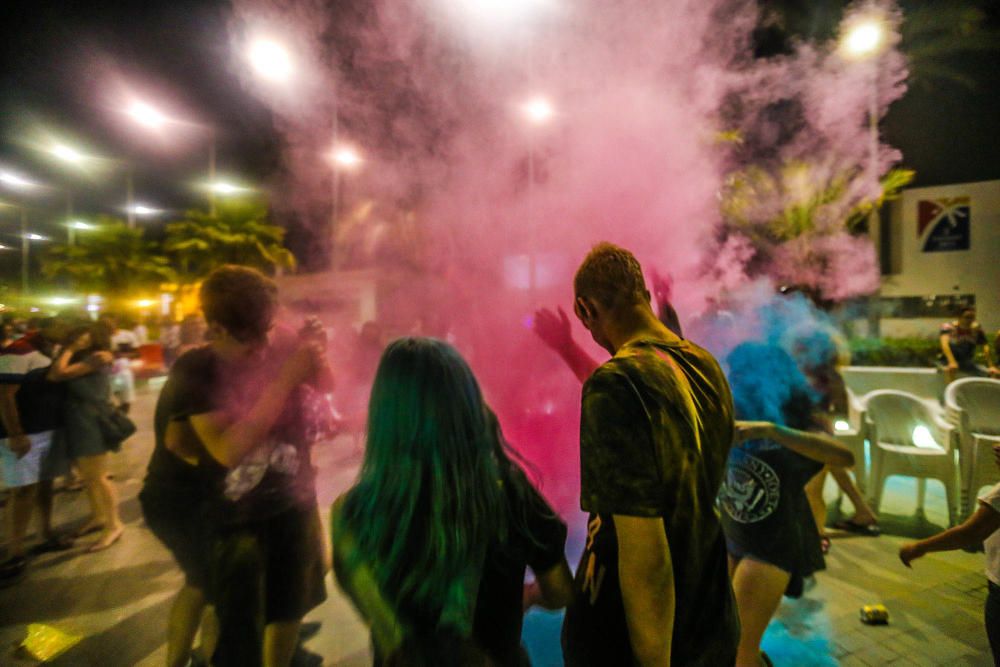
[720, 342, 854, 667]
[142, 266, 331, 667]
[561, 243, 739, 667]
[331, 339, 573, 666]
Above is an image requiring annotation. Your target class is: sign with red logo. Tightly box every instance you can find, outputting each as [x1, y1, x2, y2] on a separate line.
[917, 197, 970, 252]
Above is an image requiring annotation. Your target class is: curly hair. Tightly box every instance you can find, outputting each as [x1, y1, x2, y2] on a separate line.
[199, 265, 278, 343]
[573, 242, 648, 310]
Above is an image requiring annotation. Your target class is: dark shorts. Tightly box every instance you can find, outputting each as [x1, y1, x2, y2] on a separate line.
[139, 485, 210, 592]
[212, 503, 327, 624]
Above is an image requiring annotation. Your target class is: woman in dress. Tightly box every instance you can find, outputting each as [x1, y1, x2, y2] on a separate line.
[48, 323, 125, 552]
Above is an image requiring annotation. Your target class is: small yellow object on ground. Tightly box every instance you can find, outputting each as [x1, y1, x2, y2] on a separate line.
[19, 623, 83, 662]
[859, 603, 890, 625]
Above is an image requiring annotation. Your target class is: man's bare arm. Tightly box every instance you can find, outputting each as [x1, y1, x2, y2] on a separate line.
[616, 515, 674, 666]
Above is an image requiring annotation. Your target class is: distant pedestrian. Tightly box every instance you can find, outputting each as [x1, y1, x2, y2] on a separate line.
[939, 306, 998, 382]
[48, 324, 126, 552]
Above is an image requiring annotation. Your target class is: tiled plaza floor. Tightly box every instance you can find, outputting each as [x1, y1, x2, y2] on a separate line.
[0, 384, 993, 665]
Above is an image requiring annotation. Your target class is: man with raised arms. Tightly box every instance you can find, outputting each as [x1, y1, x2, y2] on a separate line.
[560, 243, 739, 666]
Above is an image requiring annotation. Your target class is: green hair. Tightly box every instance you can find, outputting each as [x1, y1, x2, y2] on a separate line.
[340, 337, 506, 636]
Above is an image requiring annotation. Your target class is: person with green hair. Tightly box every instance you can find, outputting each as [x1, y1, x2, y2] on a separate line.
[331, 337, 573, 665]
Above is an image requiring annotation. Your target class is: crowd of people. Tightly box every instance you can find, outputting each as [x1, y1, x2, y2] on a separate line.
[2, 244, 999, 666]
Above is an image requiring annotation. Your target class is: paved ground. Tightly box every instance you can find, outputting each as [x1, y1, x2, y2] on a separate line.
[0, 383, 993, 666]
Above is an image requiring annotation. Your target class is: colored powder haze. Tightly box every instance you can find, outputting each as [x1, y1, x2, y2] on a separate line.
[226, 0, 907, 515]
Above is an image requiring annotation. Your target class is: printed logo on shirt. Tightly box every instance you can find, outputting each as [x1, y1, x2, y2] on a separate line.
[719, 454, 780, 523]
[223, 442, 300, 501]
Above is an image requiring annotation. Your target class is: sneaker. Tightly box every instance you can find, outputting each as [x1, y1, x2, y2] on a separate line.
[0, 555, 27, 587]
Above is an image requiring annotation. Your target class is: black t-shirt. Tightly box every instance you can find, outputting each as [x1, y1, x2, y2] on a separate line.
[472, 467, 567, 666]
[145, 345, 317, 524]
[0, 335, 64, 438]
[143, 347, 213, 499]
[719, 440, 825, 576]
[562, 337, 739, 667]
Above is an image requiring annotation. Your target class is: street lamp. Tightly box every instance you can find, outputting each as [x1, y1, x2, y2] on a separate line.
[247, 38, 294, 83]
[128, 204, 162, 217]
[519, 95, 554, 298]
[327, 144, 363, 266]
[66, 219, 95, 245]
[122, 96, 218, 217]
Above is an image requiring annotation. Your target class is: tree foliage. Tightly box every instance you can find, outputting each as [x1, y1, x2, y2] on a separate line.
[41, 218, 176, 295]
[164, 199, 296, 282]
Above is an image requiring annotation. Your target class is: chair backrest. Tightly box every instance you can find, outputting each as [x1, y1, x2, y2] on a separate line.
[945, 378, 1000, 435]
[865, 390, 950, 451]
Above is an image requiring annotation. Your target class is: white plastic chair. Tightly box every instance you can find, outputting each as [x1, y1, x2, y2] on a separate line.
[866, 390, 959, 527]
[833, 387, 870, 493]
[944, 378, 1000, 518]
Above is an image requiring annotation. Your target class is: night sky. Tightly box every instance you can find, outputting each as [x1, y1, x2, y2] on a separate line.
[1, 0, 998, 276]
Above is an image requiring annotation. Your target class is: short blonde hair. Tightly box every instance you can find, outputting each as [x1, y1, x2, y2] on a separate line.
[573, 242, 648, 310]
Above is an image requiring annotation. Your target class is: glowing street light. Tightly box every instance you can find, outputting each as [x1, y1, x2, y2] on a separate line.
[207, 181, 252, 196]
[68, 220, 95, 230]
[49, 143, 86, 165]
[0, 170, 38, 189]
[842, 20, 885, 60]
[25, 233, 48, 241]
[129, 204, 161, 217]
[248, 38, 294, 83]
[126, 99, 170, 129]
[331, 145, 363, 169]
[522, 96, 555, 125]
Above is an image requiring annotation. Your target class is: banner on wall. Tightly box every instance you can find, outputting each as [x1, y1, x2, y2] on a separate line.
[917, 197, 970, 252]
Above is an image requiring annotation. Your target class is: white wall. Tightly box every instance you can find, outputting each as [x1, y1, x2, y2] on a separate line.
[881, 179, 1000, 334]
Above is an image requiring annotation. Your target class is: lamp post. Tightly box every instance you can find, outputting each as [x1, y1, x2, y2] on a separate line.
[841, 16, 887, 338]
[123, 98, 217, 217]
[520, 96, 554, 299]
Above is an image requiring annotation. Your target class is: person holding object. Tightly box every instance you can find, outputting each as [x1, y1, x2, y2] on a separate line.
[151, 265, 330, 667]
[560, 243, 739, 667]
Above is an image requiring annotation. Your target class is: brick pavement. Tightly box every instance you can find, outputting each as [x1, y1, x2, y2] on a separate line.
[0, 384, 993, 665]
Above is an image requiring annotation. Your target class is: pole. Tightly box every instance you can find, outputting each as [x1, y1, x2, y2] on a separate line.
[126, 167, 135, 229]
[20, 208, 29, 295]
[528, 142, 537, 302]
[208, 128, 217, 216]
[330, 93, 340, 269]
[67, 190, 75, 245]
[867, 60, 882, 338]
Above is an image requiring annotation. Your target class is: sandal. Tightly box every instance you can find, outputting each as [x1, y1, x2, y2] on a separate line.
[834, 519, 881, 537]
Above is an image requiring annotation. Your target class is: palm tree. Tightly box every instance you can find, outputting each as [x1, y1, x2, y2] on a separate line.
[164, 199, 296, 283]
[41, 218, 176, 295]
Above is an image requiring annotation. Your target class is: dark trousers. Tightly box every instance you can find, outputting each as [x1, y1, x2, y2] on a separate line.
[987, 581, 1000, 666]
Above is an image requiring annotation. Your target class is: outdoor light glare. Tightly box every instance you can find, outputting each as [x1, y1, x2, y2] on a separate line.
[248, 38, 294, 82]
[0, 170, 37, 189]
[843, 20, 884, 58]
[331, 146, 362, 168]
[136, 299, 156, 309]
[912, 425, 938, 449]
[47, 297, 77, 306]
[522, 97, 555, 125]
[834, 420, 850, 432]
[129, 204, 161, 216]
[50, 143, 85, 164]
[86, 304, 100, 313]
[68, 220, 95, 230]
[0, 244, 10, 250]
[209, 181, 250, 195]
[126, 100, 169, 129]
[26, 233, 48, 241]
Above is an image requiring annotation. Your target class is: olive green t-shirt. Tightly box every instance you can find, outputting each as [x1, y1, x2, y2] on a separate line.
[563, 336, 739, 667]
